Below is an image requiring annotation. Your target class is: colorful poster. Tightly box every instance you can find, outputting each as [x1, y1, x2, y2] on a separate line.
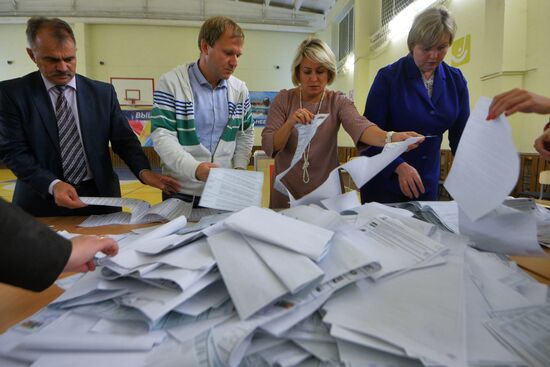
[122, 108, 153, 146]
[250, 91, 277, 127]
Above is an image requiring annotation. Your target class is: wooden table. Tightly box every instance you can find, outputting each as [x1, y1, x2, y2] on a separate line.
[511, 249, 550, 285]
[0, 216, 155, 334]
[1, 217, 549, 334]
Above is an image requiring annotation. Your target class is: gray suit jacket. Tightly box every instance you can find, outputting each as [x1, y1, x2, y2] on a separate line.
[0, 71, 151, 216]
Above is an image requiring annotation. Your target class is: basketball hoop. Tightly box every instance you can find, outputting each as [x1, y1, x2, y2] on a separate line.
[124, 89, 141, 106]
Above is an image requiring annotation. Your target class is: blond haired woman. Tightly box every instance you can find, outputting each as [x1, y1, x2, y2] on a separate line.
[360, 6, 470, 204]
[261, 38, 422, 208]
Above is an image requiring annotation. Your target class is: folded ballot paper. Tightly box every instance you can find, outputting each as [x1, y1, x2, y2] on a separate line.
[78, 197, 192, 226]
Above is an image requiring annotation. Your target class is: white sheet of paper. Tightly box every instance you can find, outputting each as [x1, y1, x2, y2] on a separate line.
[119, 271, 220, 322]
[331, 323, 406, 356]
[459, 205, 546, 256]
[172, 280, 230, 316]
[207, 230, 288, 319]
[79, 198, 191, 226]
[130, 215, 187, 246]
[316, 232, 380, 282]
[199, 168, 264, 211]
[444, 97, 519, 221]
[289, 167, 344, 206]
[243, 234, 325, 294]
[222, 206, 334, 261]
[421, 200, 459, 233]
[484, 304, 550, 367]
[281, 204, 348, 231]
[167, 312, 234, 344]
[344, 137, 422, 188]
[115, 237, 214, 270]
[335, 338, 423, 367]
[352, 215, 448, 279]
[291, 137, 422, 206]
[464, 261, 527, 366]
[321, 190, 361, 213]
[209, 264, 379, 367]
[273, 113, 329, 195]
[354, 202, 436, 237]
[323, 245, 467, 367]
[465, 247, 545, 310]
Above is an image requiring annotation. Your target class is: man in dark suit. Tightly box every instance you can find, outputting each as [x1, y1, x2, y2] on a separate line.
[0, 17, 179, 216]
[0, 198, 118, 292]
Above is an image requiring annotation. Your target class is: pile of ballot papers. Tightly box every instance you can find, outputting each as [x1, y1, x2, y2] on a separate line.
[1, 201, 549, 367]
[1, 97, 549, 366]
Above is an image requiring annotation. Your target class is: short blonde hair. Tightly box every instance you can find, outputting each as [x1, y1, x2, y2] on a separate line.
[291, 38, 337, 86]
[407, 6, 456, 53]
[198, 16, 244, 50]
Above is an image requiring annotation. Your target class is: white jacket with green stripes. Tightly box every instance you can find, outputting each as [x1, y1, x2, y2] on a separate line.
[151, 63, 254, 196]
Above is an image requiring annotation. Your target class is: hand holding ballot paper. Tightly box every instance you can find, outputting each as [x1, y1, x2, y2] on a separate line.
[445, 97, 547, 256]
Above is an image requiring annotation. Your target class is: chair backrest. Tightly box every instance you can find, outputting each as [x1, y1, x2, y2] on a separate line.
[539, 170, 550, 185]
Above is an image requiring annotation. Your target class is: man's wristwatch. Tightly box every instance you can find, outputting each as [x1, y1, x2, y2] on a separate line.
[385, 131, 395, 144]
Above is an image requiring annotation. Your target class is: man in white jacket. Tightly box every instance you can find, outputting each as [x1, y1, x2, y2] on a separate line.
[151, 16, 254, 206]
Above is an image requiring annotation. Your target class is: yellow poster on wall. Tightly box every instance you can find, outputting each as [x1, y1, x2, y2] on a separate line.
[450, 34, 471, 67]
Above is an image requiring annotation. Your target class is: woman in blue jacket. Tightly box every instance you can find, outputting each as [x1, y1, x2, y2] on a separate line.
[360, 6, 469, 203]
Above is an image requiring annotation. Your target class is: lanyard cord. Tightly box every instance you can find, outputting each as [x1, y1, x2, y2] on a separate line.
[299, 88, 325, 184]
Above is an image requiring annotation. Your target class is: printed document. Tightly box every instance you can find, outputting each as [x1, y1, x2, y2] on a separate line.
[444, 97, 519, 221]
[199, 168, 263, 211]
[78, 197, 192, 226]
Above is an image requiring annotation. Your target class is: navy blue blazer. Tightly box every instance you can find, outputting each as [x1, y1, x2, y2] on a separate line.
[0, 71, 151, 216]
[360, 55, 470, 203]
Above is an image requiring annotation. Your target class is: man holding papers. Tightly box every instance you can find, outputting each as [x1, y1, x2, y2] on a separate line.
[262, 38, 422, 208]
[151, 16, 254, 208]
[0, 17, 179, 217]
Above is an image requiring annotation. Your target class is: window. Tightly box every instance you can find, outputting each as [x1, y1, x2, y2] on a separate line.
[338, 7, 354, 62]
[381, 0, 414, 27]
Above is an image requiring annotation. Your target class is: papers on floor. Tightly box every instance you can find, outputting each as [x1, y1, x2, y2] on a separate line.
[199, 168, 263, 211]
[444, 96, 520, 221]
[78, 197, 192, 226]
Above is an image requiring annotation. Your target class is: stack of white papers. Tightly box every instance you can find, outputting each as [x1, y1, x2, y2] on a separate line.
[79, 197, 192, 226]
[1, 202, 547, 367]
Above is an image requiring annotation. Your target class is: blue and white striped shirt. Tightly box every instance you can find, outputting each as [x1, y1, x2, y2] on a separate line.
[188, 62, 229, 155]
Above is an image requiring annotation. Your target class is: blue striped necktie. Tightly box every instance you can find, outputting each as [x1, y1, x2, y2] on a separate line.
[54, 85, 87, 185]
